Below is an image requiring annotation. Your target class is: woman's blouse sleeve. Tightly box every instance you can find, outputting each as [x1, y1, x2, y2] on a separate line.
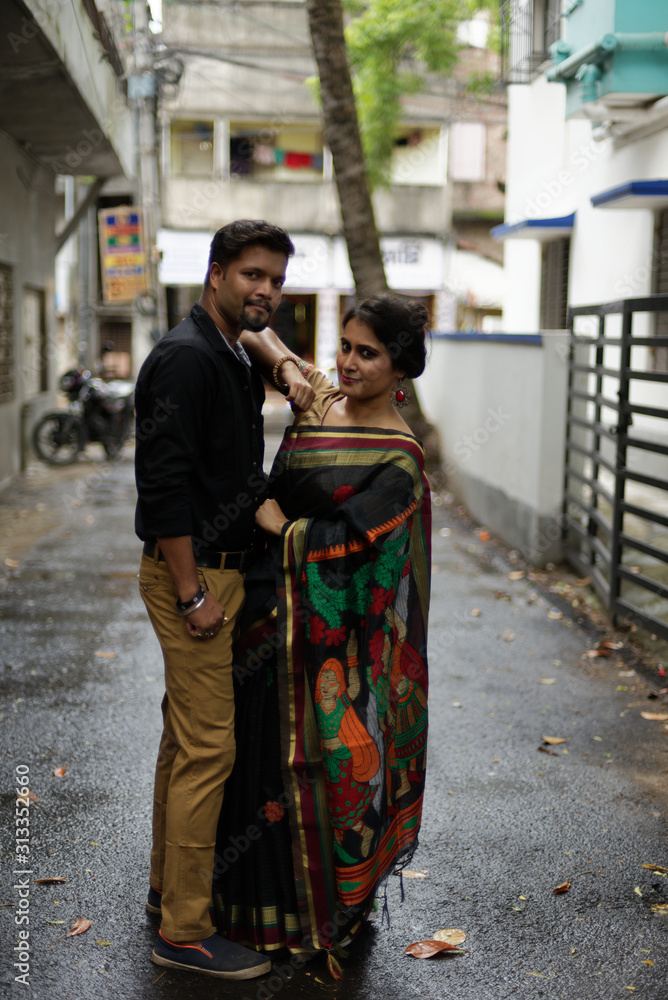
[293, 366, 341, 426]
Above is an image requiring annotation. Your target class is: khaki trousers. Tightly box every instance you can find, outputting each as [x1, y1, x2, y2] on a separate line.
[138, 551, 245, 941]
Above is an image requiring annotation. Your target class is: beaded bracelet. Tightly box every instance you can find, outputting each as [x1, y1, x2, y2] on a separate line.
[271, 355, 309, 390]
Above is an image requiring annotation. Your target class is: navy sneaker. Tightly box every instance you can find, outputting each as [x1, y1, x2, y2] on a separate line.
[146, 886, 162, 914]
[151, 930, 272, 979]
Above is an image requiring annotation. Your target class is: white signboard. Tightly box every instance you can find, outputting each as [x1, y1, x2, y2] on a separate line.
[158, 229, 446, 293]
[158, 229, 211, 286]
[333, 236, 445, 291]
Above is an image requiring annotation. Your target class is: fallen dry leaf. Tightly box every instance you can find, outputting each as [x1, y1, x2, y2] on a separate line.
[641, 712, 668, 721]
[575, 577, 591, 586]
[526, 972, 548, 978]
[405, 940, 463, 959]
[586, 639, 623, 658]
[433, 929, 467, 946]
[326, 952, 343, 980]
[542, 736, 567, 745]
[45, 919, 65, 925]
[538, 746, 559, 757]
[539, 678, 556, 685]
[642, 960, 654, 966]
[52, 766, 66, 778]
[479, 530, 490, 542]
[95, 940, 111, 946]
[502, 631, 516, 642]
[5, 558, 20, 569]
[634, 886, 643, 896]
[66, 918, 91, 937]
[402, 870, 429, 879]
[34, 877, 66, 885]
[642, 864, 668, 874]
[26, 791, 39, 804]
[95, 651, 117, 659]
[553, 882, 571, 895]
[650, 902, 668, 911]
[508, 570, 525, 581]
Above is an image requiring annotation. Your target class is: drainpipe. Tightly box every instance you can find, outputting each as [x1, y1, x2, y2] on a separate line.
[547, 31, 668, 83]
[577, 63, 602, 103]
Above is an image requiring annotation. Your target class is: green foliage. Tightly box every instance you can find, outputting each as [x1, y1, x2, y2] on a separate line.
[343, 0, 463, 189]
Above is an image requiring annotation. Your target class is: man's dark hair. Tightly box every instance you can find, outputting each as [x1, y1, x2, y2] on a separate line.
[205, 219, 295, 283]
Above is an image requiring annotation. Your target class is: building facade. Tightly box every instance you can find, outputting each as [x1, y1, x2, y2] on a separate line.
[0, 0, 133, 486]
[155, 1, 506, 370]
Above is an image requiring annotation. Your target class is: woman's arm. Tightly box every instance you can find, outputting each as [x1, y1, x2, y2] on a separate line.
[239, 327, 315, 410]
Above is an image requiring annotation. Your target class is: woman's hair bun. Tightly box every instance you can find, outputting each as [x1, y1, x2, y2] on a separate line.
[342, 293, 428, 379]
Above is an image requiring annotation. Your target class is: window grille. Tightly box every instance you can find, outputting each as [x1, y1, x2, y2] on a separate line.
[652, 209, 668, 372]
[540, 237, 570, 330]
[501, 0, 562, 84]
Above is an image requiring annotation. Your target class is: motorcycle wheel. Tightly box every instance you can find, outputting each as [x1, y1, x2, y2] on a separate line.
[32, 413, 86, 465]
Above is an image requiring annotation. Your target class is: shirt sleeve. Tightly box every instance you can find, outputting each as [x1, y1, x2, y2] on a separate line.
[135, 344, 214, 538]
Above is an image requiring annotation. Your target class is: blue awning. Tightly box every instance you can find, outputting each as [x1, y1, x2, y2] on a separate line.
[491, 212, 575, 242]
[591, 180, 668, 210]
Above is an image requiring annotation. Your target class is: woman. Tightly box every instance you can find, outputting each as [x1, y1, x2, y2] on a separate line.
[212, 294, 431, 965]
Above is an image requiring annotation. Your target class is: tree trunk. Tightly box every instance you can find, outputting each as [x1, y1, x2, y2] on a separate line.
[306, 0, 387, 301]
[305, 0, 441, 468]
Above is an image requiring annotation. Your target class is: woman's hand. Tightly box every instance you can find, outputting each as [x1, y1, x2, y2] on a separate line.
[255, 498, 289, 536]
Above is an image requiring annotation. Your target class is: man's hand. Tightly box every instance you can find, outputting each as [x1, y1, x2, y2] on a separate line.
[157, 535, 228, 641]
[280, 362, 316, 411]
[184, 591, 228, 639]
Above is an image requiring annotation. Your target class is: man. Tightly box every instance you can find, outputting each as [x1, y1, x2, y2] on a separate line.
[134, 219, 313, 978]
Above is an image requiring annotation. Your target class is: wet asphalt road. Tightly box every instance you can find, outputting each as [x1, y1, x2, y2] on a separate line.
[1, 440, 668, 1000]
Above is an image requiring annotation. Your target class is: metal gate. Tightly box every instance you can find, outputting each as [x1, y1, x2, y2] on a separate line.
[562, 295, 668, 641]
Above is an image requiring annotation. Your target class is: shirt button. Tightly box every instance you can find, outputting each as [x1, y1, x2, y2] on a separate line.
[243, 385, 249, 391]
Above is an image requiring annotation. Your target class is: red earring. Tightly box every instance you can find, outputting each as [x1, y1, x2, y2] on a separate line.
[391, 379, 409, 408]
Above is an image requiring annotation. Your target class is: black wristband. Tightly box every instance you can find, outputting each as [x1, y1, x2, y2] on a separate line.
[175, 586, 206, 613]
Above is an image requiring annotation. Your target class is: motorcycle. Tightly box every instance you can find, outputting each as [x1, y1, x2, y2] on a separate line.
[32, 368, 135, 465]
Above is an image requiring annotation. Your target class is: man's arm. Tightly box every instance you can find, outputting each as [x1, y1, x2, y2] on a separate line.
[239, 328, 315, 410]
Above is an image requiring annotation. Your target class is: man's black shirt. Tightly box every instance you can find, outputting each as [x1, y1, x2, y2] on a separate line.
[134, 303, 267, 553]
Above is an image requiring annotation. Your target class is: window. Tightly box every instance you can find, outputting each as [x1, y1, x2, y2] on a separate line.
[229, 122, 324, 182]
[0, 264, 15, 403]
[22, 287, 47, 396]
[170, 120, 214, 176]
[540, 237, 570, 330]
[501, 0, 562, 84]
[391, 127, 445, 187]
[449, 122, 486, 183]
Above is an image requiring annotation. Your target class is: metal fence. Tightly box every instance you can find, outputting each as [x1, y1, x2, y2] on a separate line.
[562, 296, 668, 641]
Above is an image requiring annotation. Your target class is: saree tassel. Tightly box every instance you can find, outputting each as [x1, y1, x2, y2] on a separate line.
[326, 951, 344, 981]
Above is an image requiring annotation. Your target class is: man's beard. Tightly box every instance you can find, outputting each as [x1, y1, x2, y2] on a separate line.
[240, 302, 272, 332]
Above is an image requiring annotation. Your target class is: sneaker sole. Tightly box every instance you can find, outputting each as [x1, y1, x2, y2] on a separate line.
[151, 950, 271, 980]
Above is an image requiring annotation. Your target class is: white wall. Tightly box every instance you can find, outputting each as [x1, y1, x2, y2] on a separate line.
[420, 333, 569, 564]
